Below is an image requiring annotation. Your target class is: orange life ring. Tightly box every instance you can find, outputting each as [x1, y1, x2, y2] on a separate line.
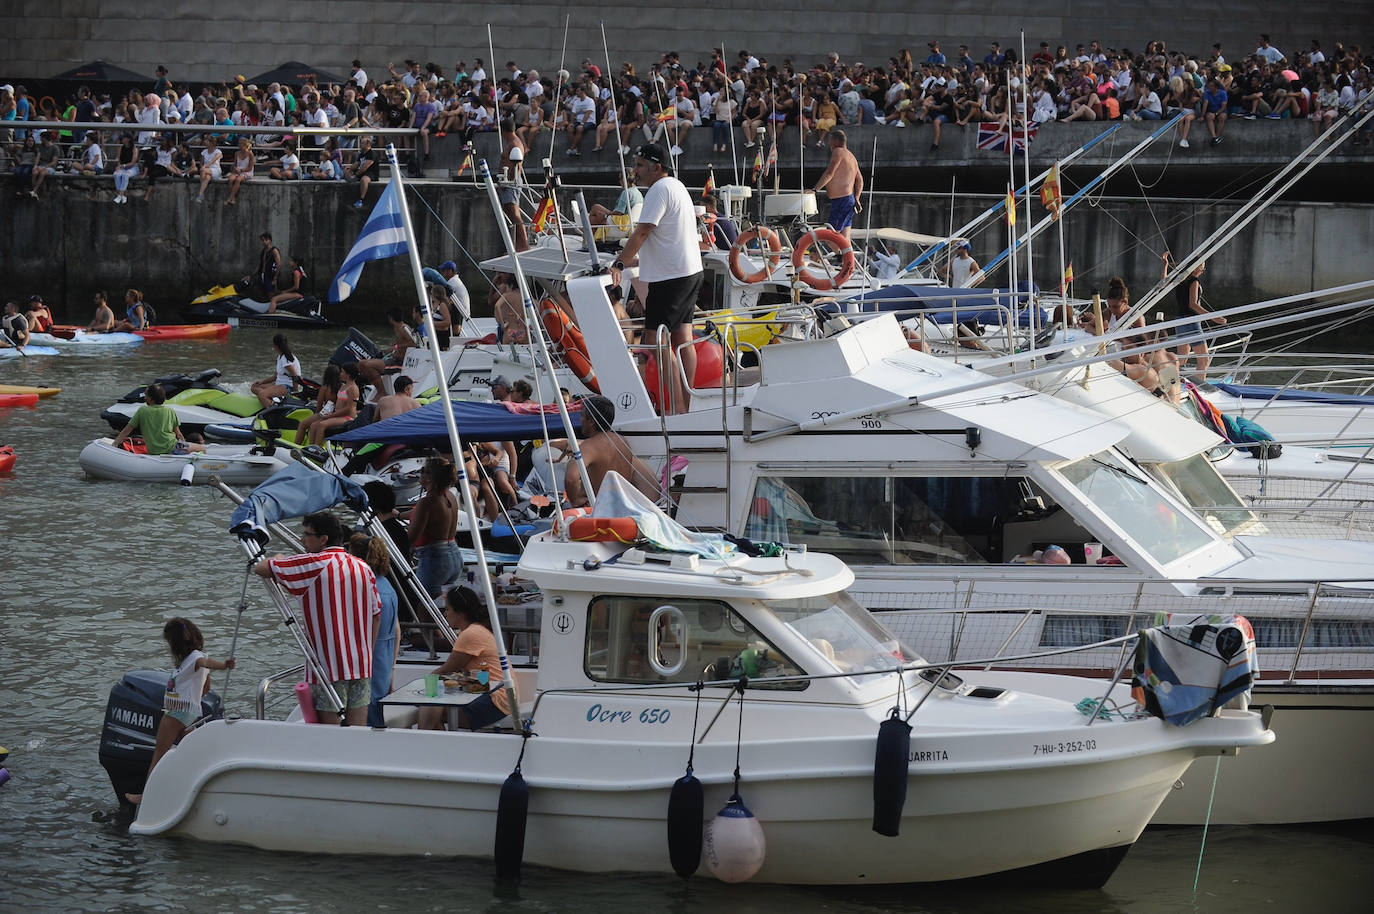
[792, 227, 855, 290]
[728, 227, 783, 283]
[539, 298, 600, 393]
[568, 515, 642, 544]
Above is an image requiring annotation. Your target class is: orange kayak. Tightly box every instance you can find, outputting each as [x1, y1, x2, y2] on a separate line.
[136, 324, 232, 341]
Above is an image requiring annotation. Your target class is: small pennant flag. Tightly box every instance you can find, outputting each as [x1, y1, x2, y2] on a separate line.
[702, 166, 716, 201]
[656, 105, 676, 123]
[751, 147, 763, 183]
[1004, 185, 1016, 228]
[1040, 162, 1062, 217]
[329, 180, 409, 303]
[533, 193, 555, 232]
[457, 153, 473, 176]
[765, 139, 777, 176]
[1061, 262, 1074, 295]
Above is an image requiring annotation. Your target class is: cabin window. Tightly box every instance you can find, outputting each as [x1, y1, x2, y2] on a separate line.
[1038, 614, 1133, 647]
[583, 595, 807, 689]
[1058, 452, 1216, 565]
[763, 591, 924, 684]
[745, 474, 1100, 565]
[1150, 454, 1261, 537]
[1250, 618, 1374, 649]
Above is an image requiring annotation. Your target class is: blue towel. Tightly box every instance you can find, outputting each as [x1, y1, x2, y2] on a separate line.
[229, 463, 368, 545]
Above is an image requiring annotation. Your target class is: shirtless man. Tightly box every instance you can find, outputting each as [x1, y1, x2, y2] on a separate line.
[810, 129, 863, 241]
[373, 374, 421, 420]
[557, 395, 661, 508]
[498, 118, 528, 251]
[88, 291, 116, 331]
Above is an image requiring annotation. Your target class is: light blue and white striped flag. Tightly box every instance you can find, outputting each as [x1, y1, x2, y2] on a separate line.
[329, 180, 409, 302]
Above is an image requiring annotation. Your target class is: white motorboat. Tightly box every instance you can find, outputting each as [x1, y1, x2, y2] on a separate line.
[79, 437, 288, 485]
[125, 473, 1270, 885]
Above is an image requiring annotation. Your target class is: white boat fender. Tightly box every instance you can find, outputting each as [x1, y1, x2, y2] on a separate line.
[872, 708, 912, 837]
[705, 687, 765, 882]
[180, 462, 196, 486]
[704, 794, 765, 882]
[667, 684, 706, 877]
[494, 740, 531, 881]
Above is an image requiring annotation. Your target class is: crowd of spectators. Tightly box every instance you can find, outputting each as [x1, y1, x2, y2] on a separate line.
[0, 35, 1370, 202]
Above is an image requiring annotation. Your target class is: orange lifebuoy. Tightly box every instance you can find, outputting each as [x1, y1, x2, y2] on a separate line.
[792, 227, 855, 290]
[539, 297, 600, 393]
[568, 515, 642, 544]
[728, 227, 783, 283]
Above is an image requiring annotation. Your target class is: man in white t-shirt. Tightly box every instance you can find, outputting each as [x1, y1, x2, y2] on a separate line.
[613, 142, 703, 414]
[565, 84, 596, 156]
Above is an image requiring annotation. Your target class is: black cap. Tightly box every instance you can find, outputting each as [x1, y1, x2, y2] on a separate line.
[27, 294, 43, 302]
[636, 142, 668, 165]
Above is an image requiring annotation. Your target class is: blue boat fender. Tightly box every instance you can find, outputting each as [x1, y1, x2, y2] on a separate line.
[494, 767, 528, 881]
[872, 708, 911, 837]
[666, 765, 704, 877]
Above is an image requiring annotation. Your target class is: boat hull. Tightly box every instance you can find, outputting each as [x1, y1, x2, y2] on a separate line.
[136, 324, 232, 341]
[129, 708, 1264, 885]
[78, 438, 287, 485]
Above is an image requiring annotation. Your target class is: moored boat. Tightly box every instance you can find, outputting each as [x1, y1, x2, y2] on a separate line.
[78, 437, 288, 485]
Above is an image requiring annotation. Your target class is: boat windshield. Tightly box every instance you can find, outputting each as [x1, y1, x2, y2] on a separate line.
[1150, 454, 1265, 537]
[1058, 451, 1218, 565]
[761, 592, 923, 684]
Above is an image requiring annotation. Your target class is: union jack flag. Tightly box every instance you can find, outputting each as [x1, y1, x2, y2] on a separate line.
[977, 122, 1038, 152]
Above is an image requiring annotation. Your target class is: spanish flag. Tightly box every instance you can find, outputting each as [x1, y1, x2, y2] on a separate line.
[1004, 185, 1016, 227]
[702, 166, 715, 201]
[1040, 162, 1062, 217]
[457, 153, 473, 176]
[656, 105, 676, 123]
[1061, 262, 1074, 294]
[751, 147, 763, 183]
[533, 194, 555, 232]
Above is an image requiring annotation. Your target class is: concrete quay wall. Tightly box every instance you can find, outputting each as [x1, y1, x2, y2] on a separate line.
[3, 174, 1368, 323]
[1, 2, 1367, 87]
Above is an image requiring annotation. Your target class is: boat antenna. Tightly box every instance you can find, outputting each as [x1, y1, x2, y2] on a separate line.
[383, 145, 519, 719]
[479, 158, 597, 510]
[722, 41, 740, 187]
[1020, 30, 1037, 347]
[545, 13, 571, 164]
[599, 21, 626, 180]
[487, 25, 502, 162]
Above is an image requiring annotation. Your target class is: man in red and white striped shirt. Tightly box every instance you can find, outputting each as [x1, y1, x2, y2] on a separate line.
[256, 511, 380, 725]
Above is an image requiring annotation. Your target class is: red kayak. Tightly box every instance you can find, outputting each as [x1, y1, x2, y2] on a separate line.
[0, 393, 39, 408]
[136, 324, 232, 341]
[0, 445, 15, 473]
[46, 323, 231, 341]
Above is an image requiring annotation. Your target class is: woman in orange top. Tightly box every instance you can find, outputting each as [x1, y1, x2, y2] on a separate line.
[418, 587, 511, 730]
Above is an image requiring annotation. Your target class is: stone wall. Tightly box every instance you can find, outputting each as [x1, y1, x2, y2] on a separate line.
[3, 172, 1368, 323]
[1, 2, 1366, 86]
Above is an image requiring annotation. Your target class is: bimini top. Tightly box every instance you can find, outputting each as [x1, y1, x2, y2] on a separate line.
[332, 399, 584, 447]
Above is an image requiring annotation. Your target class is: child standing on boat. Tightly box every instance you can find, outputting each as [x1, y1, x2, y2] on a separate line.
[126, 617, 235, 804]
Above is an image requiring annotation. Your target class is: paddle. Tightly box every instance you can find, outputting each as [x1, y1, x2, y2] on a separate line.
[0, 328, 26, 357]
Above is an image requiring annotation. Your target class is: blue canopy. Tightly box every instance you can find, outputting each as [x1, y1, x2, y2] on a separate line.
[1215, 383, 1374, 407]
[833, 282, 1041, 326]
[332, 399, 583, 447]
[229, 463, 368, 545]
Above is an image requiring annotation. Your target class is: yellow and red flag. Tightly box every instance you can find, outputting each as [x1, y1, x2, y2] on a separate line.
[751, 147, 763, 183]
[533, 194, 555, 232]
[1061, 262, 1074, 294]
[1004, 185, 1016, 227]
[457, 153, 473, 176]
[702, 166, 716, 201]
[765, 138, 777, 176]
[656, 105, 676, 123]
[1040, 162, 1062, 217]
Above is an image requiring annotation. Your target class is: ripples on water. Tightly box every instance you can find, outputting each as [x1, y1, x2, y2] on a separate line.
[1, 330, 1371, 912]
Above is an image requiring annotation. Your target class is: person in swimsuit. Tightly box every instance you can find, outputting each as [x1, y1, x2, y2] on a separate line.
[295, 363, 340, 442]
[304, 362, 361, 445]
[410, 456, 463, 598]
[810, 129, 863, 242]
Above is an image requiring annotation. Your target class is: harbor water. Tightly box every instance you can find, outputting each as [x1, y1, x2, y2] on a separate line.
[0, 328, 1370, 912]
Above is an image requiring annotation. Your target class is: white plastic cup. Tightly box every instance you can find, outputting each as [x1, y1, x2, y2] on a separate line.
[1084, 542, 1102, 565]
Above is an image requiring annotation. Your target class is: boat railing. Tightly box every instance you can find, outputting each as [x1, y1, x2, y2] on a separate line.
[256, 663, 307, 720]
[859, 573, 1374, 684]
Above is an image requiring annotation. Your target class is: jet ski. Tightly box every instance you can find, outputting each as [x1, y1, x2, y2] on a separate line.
[101, 369, 318, 439]
[182, 284, 336, 330]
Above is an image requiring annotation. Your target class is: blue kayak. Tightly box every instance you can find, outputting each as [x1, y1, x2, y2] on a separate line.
[0, 346, 60, 358]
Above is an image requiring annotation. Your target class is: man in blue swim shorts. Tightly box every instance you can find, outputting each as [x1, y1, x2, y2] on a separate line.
[810, 129, 864, 240]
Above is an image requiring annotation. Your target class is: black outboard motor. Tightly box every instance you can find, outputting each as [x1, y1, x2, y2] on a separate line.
[98, 670, 222, 815]
[329, 327, 382, 367]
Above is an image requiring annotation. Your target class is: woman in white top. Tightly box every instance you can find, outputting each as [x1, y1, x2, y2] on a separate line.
[124, 617, 234, 805]
[251, 332, 303, 407]
[224, 136, 254, 205]
[195, 134, 222, 202]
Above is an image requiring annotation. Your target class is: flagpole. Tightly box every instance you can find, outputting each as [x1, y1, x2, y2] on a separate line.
[1056, 162, 1069, 304]
[1005, 73, 1018, 308]
[723, 41, 740, 187]
[600, 21, 626, 181]
[382, 145, 519, 722]
[488, 25, 502, 162]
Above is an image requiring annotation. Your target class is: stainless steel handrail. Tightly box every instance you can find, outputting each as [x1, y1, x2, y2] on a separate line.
[256, 663, 307, 720]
